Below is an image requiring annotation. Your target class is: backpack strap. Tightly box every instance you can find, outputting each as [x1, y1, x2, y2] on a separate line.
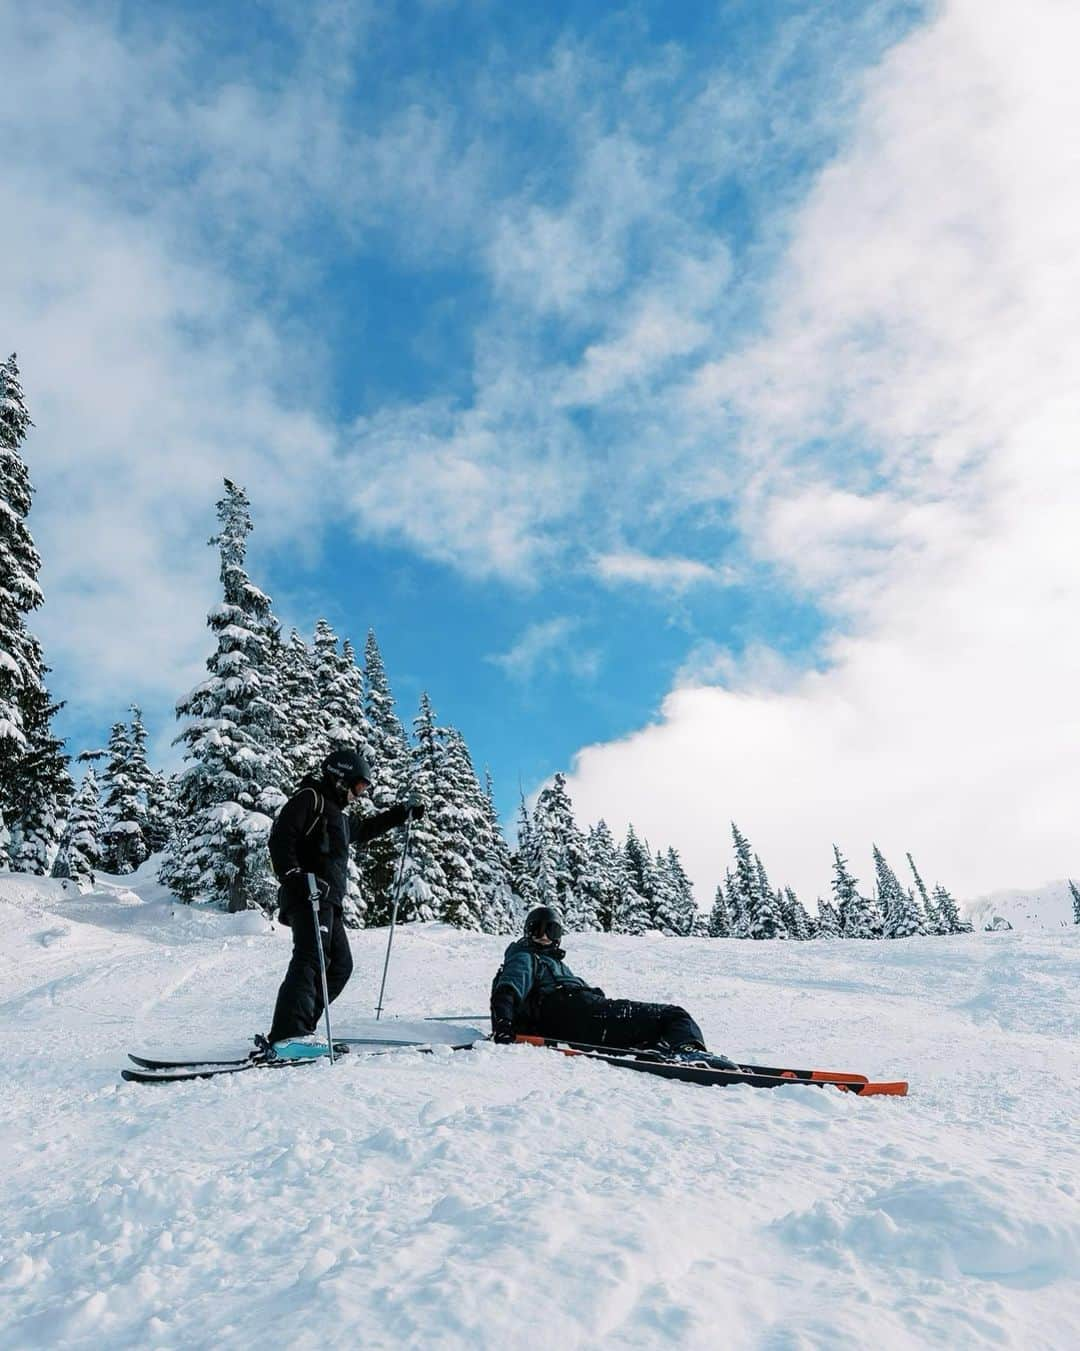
[300, 787, 324, 838]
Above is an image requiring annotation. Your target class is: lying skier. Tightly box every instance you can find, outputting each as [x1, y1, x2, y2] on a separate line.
[490, 906, 736, 1067]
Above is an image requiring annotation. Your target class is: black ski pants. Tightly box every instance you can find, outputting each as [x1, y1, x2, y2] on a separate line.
[534, 986, 705, 1051]
[268, 900, 353, 1043]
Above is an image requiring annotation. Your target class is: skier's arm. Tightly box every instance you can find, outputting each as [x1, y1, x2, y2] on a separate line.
[349, 802, 409, 845]
[268, 788, 320, 881]
[491, 949, 535, 1040]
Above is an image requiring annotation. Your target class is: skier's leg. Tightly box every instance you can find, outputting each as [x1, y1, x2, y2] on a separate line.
[267, 904, 326, 1043]
[593, 999, 705, 1051]
[324, 908, 354, 1005]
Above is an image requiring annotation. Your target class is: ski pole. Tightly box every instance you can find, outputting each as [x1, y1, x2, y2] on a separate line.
[375, 813, 413, 1021]
[306, 873, 335, 1064]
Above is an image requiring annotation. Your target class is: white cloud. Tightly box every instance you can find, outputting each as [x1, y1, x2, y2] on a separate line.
[488, 619, 599, 684]
[593, 551, 731, 591]
[565, 0, 1080, 903]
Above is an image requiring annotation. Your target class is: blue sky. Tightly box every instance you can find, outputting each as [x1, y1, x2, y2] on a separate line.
[6, 0, 1079, 901]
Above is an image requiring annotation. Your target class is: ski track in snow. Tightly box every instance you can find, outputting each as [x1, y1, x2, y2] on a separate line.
[0, 876, 1078, 1350]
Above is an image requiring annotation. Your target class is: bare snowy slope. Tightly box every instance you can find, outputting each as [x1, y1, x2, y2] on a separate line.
[964, 878, 1076, 932]
[1, 873, 1078, 1350]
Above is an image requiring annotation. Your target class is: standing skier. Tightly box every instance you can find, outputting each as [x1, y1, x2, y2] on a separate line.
[265, 748, 423, 1046]
[490, 906, 736, 1067]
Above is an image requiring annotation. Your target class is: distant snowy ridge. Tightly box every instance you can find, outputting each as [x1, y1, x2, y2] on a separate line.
[964, 878, 1076, 931]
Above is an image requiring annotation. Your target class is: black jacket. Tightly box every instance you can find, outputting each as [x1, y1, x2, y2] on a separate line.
[268, 774, 409, 910]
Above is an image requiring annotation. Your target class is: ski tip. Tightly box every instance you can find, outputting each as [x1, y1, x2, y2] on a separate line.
[840, 1080, 909, 1097]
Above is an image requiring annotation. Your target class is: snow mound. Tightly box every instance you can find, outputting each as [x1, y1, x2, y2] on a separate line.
[776, 1173, 1080, 1284]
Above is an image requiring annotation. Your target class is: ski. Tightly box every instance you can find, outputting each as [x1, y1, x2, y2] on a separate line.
[129, 1034, 479, 1072]
[514, 1036, 906, 1096]
[123, 1036, 481, 1083]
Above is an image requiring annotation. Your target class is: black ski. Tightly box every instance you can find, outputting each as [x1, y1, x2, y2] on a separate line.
[514, 1037, 906, 1096]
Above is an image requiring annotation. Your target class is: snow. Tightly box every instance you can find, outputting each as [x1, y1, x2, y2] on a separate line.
[965, 879, 1076, 932]
[1, 873, 1078, 1350]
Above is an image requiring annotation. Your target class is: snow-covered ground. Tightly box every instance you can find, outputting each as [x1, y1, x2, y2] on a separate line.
[1, 874, 1078, 1351]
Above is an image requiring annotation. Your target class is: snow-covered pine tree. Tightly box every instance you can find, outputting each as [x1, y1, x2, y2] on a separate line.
[529, 773, 596, 930]
[724, 868, 748, 938]
[831, 845, 879, 938]
[708, 876, 733, 937]
[159, 480, 288, 911]
[874, 845, 926, 938]
[510, 795, 538, 918]
[9, 679, 72, 874]
[581, 819, 623, 932]
[478, 770, 517, 933]
[618, 824, 657, 933]
[0, 354, 72, 872]
[654, 846, 696, 936]
[278, 629, 322, 784]
[143, 770, 178, 855]
[1070, 880, 1080, 926]
[358, 630, 413, 925]
[906, 852, 943, 934]
[931, 883, 969, 934]
[312, 620, 373, 756]
[783, 886, 812, 940]
[397, 692, 446, 924]
[731, 831, 785, 939]
[100, 719, 150, 874]
[51, 769, 102, 890]
[432, 725, 487, 931]
[814, 895, 841, 938]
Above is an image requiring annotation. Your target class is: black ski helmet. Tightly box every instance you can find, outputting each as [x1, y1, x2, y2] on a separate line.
[322, 748, 373, 793]
[524, 905, 564, 945]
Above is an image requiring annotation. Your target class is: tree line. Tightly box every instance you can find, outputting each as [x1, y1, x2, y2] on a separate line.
[0, 354, 1064, 938]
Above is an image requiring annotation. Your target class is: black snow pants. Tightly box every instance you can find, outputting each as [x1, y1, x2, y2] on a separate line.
[534, 986, 705, 1051]
[267, 900, 353, 1044]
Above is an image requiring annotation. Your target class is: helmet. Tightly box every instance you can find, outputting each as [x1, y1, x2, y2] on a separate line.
[322, 748, 373, 793]
[524, 906, 564, 946]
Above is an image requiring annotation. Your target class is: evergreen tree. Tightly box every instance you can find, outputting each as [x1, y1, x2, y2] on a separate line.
[1070, 880, 1080, 926]
[815, 895, 841, 938]
[907, 852, 943, 934]
[0, 355, 71, 871]
[708, 877, 733, 937]
[874, 845, 926, 938]
[477, 770, 517, 933]
[9, 680, 72, 873]
[581, 819, 624, 932]
[654, 846, 696, 936]
[358, 630, 412, 924]
[729, 828, 786, 939]
[143, 770, 178, 855]
[278, 629, 322, 783]
[100, 719, 150, 873]
[931, 883, 969, 934]
[725, 867, 748, 938]
[510, 794, 538, 917]
[51, 769, 102, 889]
[783, 886, 812, 940]
[312, 621, 372, 757]
[530, 773, 596, 930]
[618, 825, 657, 933]
[160, 480, 288, 911]
[398, 692, 446, 924]
[433, 725, 487, 931]
[831, 845, 879, 938]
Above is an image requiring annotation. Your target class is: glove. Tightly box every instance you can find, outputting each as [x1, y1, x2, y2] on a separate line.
[404, 790, 426, 821]
[491, 989, 517, 1043]
[279, 871, 327, 910]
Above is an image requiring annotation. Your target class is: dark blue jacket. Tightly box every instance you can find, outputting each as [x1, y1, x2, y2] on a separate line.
[491, 937, 600, 1024]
